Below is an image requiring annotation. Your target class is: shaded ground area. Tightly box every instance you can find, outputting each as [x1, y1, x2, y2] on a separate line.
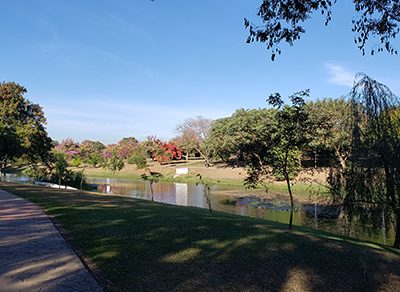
[0, 189, 102, 292]
[1, 183, 399, 291]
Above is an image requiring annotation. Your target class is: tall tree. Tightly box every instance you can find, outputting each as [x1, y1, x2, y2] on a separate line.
[306, 98, 352, 168]
[205, 109, 277, 165]
[0, 82, 52, 175]
[245, 1, 400, 60]
[329, 74, 400, 248]
[264, 90, 313, 229]
[53, 152, 68, 188]
[207, 95, 312, 229]
[175, 116, 213, 165]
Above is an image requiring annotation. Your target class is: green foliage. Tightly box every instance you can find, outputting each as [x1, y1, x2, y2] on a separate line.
[69, 156, 82, 167]
[306, 98, 352, 168]
[53, 152, 68, 186]
[141, 170, 162, 201]
[196, 174, 215, 213]
[127, 145, 148, 169]
[24, 165, 51, 181]
[104, 152, 124, 174]
[209, 90, 313, 229]
[0, 82, 52, 170]
[206, 108, 278, 164]
[24, 150, 88, 189]
[128, 153, 147, 169]
[329, 74, 400, 248]
[245, 1, 400, 60]
[86, 152, 104, 168]
[267, 91, 312, 179]
[52, 170, 87, 190]
[80, 140, 105, 166]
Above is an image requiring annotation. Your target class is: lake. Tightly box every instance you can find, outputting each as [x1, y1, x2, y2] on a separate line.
[1, 173, 394, 246]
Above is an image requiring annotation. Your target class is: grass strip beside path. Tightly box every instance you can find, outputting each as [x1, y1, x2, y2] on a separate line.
[1, 183, 399, 291]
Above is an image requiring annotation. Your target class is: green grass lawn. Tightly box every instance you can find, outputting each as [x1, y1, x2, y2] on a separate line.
[1, 183, 399, 291]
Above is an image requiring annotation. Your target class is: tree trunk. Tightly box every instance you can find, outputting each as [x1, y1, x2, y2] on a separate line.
[207, 190, 212, 213]
[113, 173, 115, 193]
[314, 148, 317, 169]
[150, 183, 154, 201]
[195, 147, 211, 167]
[0, 160, 7, 182]
[285, 173, 294, 230]
[80, 169, 85, 191]
[58, 177, 61, 189]
[335, 148, 346, 169]
[393, 213, 400, 249]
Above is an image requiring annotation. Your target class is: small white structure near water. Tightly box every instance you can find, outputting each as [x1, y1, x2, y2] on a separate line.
[34, 181, 78, 190]
[174, 167, 189, 178]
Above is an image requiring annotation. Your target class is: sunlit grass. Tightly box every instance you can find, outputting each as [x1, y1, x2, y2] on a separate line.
[1, 183, 399, 291]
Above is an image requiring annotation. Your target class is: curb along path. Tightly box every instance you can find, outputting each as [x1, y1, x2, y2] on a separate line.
[0, 189, 102, 292]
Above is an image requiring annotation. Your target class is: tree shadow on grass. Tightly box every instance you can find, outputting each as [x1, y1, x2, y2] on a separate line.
[1, 183, 400, 291]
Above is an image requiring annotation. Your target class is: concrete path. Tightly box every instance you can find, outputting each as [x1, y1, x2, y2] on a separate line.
[0, 189, 102, 292]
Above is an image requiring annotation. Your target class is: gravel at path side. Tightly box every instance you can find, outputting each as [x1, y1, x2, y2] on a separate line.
[0, 189, 102, 292]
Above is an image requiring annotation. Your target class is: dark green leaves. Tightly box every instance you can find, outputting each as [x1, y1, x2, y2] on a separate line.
[246, 0, 399, 59]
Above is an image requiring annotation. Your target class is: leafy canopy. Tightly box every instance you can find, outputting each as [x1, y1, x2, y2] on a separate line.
[329, 73, 400, 248]
[245, 0, 400, 60]
[0, 82, 52, 168]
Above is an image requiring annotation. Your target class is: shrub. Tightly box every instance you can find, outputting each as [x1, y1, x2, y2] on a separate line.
[128, 153, 147, 169]
[50, 169, 89, 190]
[24, 165, 50, 181]
[69, 157, 82, 167]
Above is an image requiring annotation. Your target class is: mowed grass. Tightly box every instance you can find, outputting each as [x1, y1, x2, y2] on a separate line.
[1, 183, 399, 291]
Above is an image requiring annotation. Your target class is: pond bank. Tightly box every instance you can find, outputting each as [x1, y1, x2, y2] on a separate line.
[0, 182, 399, 291]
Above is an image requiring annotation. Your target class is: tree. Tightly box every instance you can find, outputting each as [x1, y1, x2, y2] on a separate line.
[80, 140, 106, 167]
[0, 126, 21, 177]
[245, 1, 400, 60]
[196, 174, 214, 213]
[141, 170, 162, 201]
[306, 98, 352, 168]
[205, 108, 277, 164]
[207, 94, 312, 229]
[55, 138, 80, 161]
[329, 74, 400, 248]
[127, 144, 148, 169]
[0, 82, 52, 175]
[144, 136, 182, 164]
[175, 116, 213, 165]
[103, 151, 124, 190]
[105, 152, 124, 175]
[116, 137, 138, 160]
[264, 90, 313, 229]
[53, 152, 68, 188]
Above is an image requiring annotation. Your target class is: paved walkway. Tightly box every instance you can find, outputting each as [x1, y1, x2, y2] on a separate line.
[0, 189, 102, 292]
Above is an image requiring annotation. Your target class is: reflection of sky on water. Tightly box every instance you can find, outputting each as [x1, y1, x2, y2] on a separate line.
[2, 173, 394, 246]
[1, 173, 31, 183]
[86, 177, 397, 246]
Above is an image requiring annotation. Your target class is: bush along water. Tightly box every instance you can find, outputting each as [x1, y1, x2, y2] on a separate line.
[25, 164, 89, 190]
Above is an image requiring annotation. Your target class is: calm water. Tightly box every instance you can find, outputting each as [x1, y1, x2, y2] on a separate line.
[2, 173, 394, 246]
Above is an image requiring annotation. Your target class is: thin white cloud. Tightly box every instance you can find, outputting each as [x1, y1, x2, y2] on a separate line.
[325, 63, 356, 87]
[40, 98, 230, 143]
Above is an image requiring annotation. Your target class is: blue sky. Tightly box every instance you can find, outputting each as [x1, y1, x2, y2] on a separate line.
[1, 0, 399, 143]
